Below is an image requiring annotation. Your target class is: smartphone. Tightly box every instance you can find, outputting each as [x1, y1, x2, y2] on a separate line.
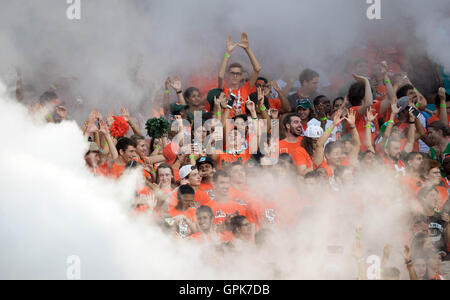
[227, 93, 237, 109]
[409, 106, 420, 118]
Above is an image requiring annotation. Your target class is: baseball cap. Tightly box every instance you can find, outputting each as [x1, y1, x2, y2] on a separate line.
[397, 96, 409, 112]
[296, 98, 312, 110]
[86, 142, 104, 154]
[304, 125, 324, 138]
[179, 165, 196, 179]
[170, 103, 189, 114]
[196, 156, 215, 168]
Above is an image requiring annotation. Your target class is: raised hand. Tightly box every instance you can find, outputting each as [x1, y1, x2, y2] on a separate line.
[269, 80, 280, 91]
[106, 111, 114, 127]
[87, 121, 99, 134]
[345, 109, 357, 127]
[257, 86, 265, 107]
[98, 119, 109, 135]
[391, 98, 401, 115]
[438, 87, 447, 100]
[380, 61, 388, 77]
[332, 108, 345, 126]
[165, 77, 171, 91]
[121, 107, 130, 122]
[352, 73, 369, 83]
[403, 245, 411, 263]
[246, 100, 256, 114]
[238, 32, 250, 50]
[171, 76, 182, 92]
[366, 107, 378, 123]
[227, 35, 238, 54]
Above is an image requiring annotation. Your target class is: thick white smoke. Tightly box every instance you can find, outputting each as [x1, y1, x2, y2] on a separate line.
[1, 0, 449, 121]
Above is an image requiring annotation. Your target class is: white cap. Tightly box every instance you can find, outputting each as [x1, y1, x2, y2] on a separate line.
[304, 125, 324, 138]
[179, 165, 195, 179]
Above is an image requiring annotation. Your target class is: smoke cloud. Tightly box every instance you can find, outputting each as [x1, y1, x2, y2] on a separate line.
[0, 0, 449, 279]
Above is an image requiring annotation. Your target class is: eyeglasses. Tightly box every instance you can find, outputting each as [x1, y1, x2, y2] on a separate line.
[230, 72, 242, 77]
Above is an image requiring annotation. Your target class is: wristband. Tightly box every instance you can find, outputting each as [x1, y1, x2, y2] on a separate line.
[384, 79, 391, 85]
[260, 105, 266, 111]
[156, 145, 161, 150]
[365, 124, 372, 129]
[164, 89, 169, 95]
[326, 128, 332, 133]
[441, 104, 447, 108]
[176, 90, 183, 95]
[413, 88, 419, 93]
[189, 155, 196, 160]
[388, 120, 394, 124]
[216, 112, 222, 117]
[409, 121, 415, 124]
[253, 117, 258, 120]
[416, 103, 420, 108]
[321, 117, 327, 121]
[105, 141, 108, 146]
[224, 53, 230, 58]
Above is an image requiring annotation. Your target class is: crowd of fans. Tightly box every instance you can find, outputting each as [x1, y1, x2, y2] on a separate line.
[18, 33, 450, 280]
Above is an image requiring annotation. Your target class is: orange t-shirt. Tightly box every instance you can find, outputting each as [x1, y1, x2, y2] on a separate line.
[279, 137, 312, 167]
[110, 163, 125, 179]
[349, 100, 381, 152]
[88, 162, 110, 177]
[215, 152, 252, 170]
[224, 81, 252, 118]
[168, 189, 211, 210]
[205, 198, 253, 225]
[199, 182, 214, 198]
[427, 114, 450, 127]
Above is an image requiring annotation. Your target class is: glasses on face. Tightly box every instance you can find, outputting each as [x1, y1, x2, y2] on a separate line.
[230, 72, 242, 77]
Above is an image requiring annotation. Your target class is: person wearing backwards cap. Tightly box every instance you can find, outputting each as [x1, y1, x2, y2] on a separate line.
[168, 165, 211, 210]
[196, 156, 216, 198]
[296, 98, 319, 132]
[84, 142, 110, 176]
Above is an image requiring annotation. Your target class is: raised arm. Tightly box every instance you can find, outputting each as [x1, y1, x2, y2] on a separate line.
[238, 33, 261, 88]
[99, 119, 119, 161]
[269, 80, 291, 114]
[313, 109, 344, 166]
[121, 107, 142, 136]
[352, 74, 373, 117]
[345, 110, 361, 165]
[257, 87, 271, 133]
[364, 108, 377, 153]
[404, 110, 417, 154]
[380, 61, 395, 115]
[384, 99, 400, 141]
[218, 36, 238, 89]
[438, 87, 448, 127]
[163, 77, 172, 115]
[403, 245, 418, 280]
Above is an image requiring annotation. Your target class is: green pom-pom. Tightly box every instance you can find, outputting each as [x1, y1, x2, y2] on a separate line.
[145, 117, 170, 139]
